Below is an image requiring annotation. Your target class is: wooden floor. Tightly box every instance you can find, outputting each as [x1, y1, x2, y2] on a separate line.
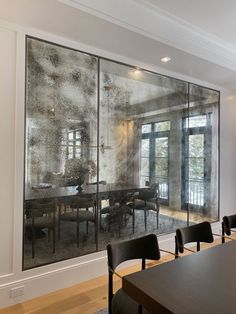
[1, 234, 232, 314]
[0, 256, 171, 314]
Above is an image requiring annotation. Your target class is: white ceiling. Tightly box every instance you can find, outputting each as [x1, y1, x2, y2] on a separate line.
[144, 0, 236, 46]
[1, 0, 236, 92]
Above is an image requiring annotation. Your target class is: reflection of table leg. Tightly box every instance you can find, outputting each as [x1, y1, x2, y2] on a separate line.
[25, 225, 47, 240]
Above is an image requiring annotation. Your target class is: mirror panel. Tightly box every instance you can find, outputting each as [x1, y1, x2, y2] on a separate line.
[23, 37, 219, 269]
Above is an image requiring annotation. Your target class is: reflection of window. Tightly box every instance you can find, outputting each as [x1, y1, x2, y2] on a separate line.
[184, 115, 208, 128]
[67, 130, 81, 159]
[140, 121, 170, 202]
[140, 139, 149, 185]
[182, 114, 212, 208]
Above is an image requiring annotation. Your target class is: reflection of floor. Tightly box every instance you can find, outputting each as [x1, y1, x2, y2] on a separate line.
[160, 206, 218, 224]
[23, 206, 218, 269]
[23, 209, 187, 269]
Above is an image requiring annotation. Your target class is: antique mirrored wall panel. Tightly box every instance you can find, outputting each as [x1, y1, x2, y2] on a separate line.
[183, 84, 219, 224]
[98, 59, 189, 250]
[24, 38, 98, 269]
[23, 38, 219, 269]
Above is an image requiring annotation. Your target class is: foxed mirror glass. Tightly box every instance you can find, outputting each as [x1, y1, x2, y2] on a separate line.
[23, 37, 219, 269]
[98, 59, 189, 249]
[24, 38, 98, 269]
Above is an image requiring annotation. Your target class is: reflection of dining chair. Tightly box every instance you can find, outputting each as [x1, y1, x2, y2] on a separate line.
[99, 191, 132, 234]
[107, 234, 161, 314]
[175, 221, 216, 258]
[103, 204, 132, 237]
[25, 200, 56, 258]
[222, 215, 236, 243]
[58, 197, 96, 247]
[130, 186, 159, 233]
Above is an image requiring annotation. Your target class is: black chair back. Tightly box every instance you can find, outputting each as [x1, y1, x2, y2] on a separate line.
[222, 215, 236, 236]
[175, 221, 214, 255]
[107, 234, 160, 313]
[138, 184, 158, 201]
[107, 234, 160, 271]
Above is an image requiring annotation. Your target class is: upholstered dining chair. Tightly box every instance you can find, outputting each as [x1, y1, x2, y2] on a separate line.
[107, 234, 176, 314]
[129, 186, 159, 233]
[175, 221, 225, 258]
[58, 196, 96, 247]
[25, 200, 57, 258]
[222, 214, 236, 243]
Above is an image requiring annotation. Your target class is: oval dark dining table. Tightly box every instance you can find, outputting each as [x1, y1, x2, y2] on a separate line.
[122, 239, 236, 314]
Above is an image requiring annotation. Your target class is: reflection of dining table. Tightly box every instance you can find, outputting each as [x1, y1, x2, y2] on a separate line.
[25, 184, 149, 201]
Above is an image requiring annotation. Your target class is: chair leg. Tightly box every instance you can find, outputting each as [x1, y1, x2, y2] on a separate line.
[124, 213, 127, 226]
[222, 222, 225, 244]
[132, 209, 135, 234]
[53, 227, 55, 254]
[77, 209, 80, 248]
[108, 272, 113, 314]
[138, 304, 143, 314]
[86, 207, 89, 235]
[58, 207, 61, 240]
[156, 199, 159, 229]
[76, 222, 80, 248]
[32, 224, 35, 259]
[144, 209, 147, 232]
[99, 209, 102, 230]
[156, 210, 159, 229]
[86, 221, 89, 235]
[108, 218, 110, 232]
[118, 215, 121, 238]
[94, 222, 96, 244]
[175, 236, 178, 259]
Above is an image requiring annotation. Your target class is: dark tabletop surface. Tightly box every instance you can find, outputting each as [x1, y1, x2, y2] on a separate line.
[123, 240, 236, 314]
[25, 183, 148, 201]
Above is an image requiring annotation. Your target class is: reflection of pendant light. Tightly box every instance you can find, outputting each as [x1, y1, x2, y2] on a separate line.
[100, 85, 113, 154]
[49, 73, 59, 117]
[104, 85, 112, 146]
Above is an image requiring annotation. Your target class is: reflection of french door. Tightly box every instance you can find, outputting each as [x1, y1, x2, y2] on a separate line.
[182, 115, 212, 211]
[154, 136, 169, 202]
[140, 122, 170, 203]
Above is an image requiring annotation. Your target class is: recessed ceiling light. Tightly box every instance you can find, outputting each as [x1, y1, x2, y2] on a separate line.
[161, 56, 171, 63]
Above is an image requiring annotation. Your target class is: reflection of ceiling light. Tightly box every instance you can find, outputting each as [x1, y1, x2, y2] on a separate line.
[130, 68, 142, 78]
[134, 68, 141, 74]
[161, 56, 171, 63]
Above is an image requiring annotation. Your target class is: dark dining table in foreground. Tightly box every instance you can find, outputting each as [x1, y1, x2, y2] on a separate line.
[122, 240, 236, 314]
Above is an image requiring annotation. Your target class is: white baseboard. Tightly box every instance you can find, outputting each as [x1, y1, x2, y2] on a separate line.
[0, 233, 175, 309]
[0, 252, 108, 309]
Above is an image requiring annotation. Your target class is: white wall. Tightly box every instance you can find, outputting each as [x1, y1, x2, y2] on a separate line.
[220, 93, 236, 217]
[0, 27, 16, 277]
[0, 19, 236, 309]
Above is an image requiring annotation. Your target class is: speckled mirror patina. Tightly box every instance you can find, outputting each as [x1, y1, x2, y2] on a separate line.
[23, 37, 219, 269]
[24, 37, 98, 269]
